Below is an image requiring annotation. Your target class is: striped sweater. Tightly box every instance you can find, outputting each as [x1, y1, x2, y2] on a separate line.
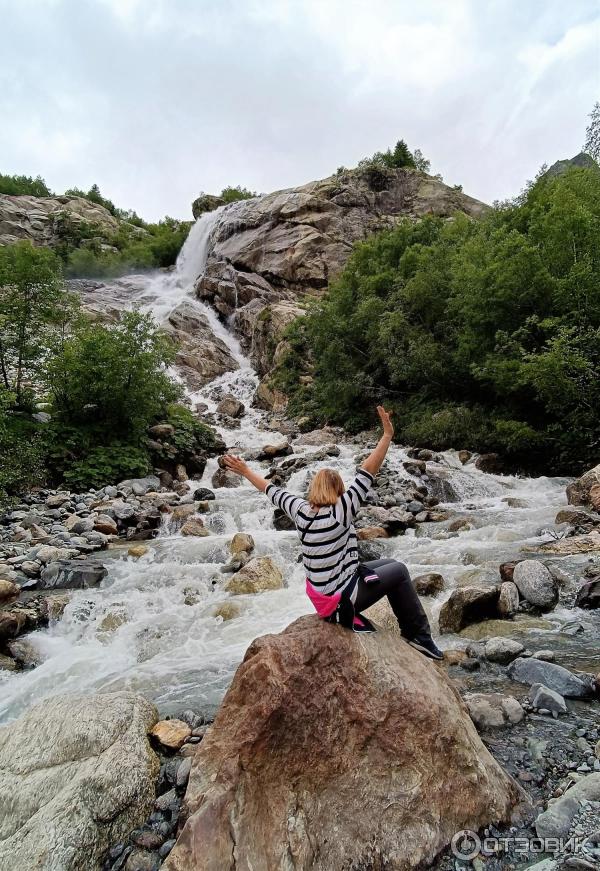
[266, 468, 374, 598]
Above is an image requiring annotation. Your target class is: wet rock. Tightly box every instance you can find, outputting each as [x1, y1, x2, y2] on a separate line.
[529, 683, 568, 716]
[180, 517, 209, 537]
[357, 540, 384, 562]
[555, 508, 596, 526]
[94, 514, 119, 535]
[0, 692, 159, 871]
[464, 692, 524, 729]
[118, 476, 161, 496]
[39, 559, 108, 590]
[229, 533, 255, 555]
[257, 440, 292, 459]
[356, 526, 389, 540]
[150, 719, 192, 751]
[175, 756, 192, 789]
[414, 572, 445, 596]
[497, 581, 520, 617]
[65, 514, 95, 534]
[162, 615, 525, 871]
[211, 468, 242, 488]
[438, 585, 500, 634]
[499, 561, 517, 582]
[567, 464, 600, 507]
[213, 602, 241, 621]
[457, 450, 472, 464]
[512, 559, 558, 611]
[0, 653, 17, 671]
[474, 453, 502, 473]
[216, 394, 245, 418]
[576, 579, 600, 609]
[7, 638, 42, 668]
[532, 650, 556, 662]
[273, 508, 295, 531]
[225, 556, 284, 594]
[447, 517, 472, 532]
[192, 487, 215, 501]
[123, 848, 161, 871]
[535, 773, 600, 839]
[128, 544, 148, 558]
[529, 531, 600, 554]
[484, 637, 525, 664]
[507, 657, 594, 699]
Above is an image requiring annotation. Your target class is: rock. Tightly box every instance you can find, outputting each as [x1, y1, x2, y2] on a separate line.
[162, 615, 525, 871]
[39, 559, 108, 590]
[474, 453, 502, 473]
[567, 464, 600, 507]
[0, 692, 158, 871]
[229, 533, 255, 555]
[0, 579, 19, 603]
[112, 501, 137, 522]
[235, 301, 304, 375]
[225, 556, 284, 594]
[213, 602, 241, 621]
[124, 848, 161, 871]
[555, 508, 595, 526]
[497, 581, 520, 617]
[192, 192, 226, 218]
[576, 579, 600, 609]
[533, 650, 556, 662]
[0, 192, 119, 249]
[511, 560, 557, 611]
[499, 561, 517, 582]
[484, 637, 525, 664]
[94, 514, 119, 535]
[414, 572, 445, 596]
[192, 487, 215, 501]
[272, 508, 296, 531]
[171, 504, 196, 523]
[529, 683, 568, 716]
[128, 544, 148, 558]
[528, 531, 600, 554]
[0, 654, 17, 671]
[45, 492, 71, 508]
[150, 719, 192, 751]
[148, 423, 175, 439]
[118, 475, 161, 496]
[356, 526, 389, 540]
[438, 586, 500, 634]
[216, 394, 245, 418]
[447, 517, 471, 532]
[507, 658, 594, 699]
[176, 756, 193, 789]
[7, 638, 42, 668]
[464, 693, 525, 729]
[457, 450, 472, 464]
[590, 483, 600, 512]
[211, 468, 242, 488]
[180, 517, 209, 537]
[65, 514, 95, 534]
[257, 440, 291, 459]
[165, 300, 240, 390]
[535, 773, 600, 839]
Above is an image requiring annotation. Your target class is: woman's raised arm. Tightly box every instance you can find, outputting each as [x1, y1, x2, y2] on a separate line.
[222, 455, 268, 492]
[360, 406, 394, 477]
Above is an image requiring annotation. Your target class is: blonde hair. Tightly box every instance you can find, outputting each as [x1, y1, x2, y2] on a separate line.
[308, 468, 345, 508]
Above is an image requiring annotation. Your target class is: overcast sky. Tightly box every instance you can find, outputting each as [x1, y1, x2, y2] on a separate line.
[1, 0, 598, 221]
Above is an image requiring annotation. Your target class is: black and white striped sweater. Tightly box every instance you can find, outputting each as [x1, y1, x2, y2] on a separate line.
[265, 468, 374, 598]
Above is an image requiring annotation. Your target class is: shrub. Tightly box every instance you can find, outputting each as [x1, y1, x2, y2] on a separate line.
[0, 173, 52, 197]
[220, 185, 256, 203]
[60, 443, 151, 491]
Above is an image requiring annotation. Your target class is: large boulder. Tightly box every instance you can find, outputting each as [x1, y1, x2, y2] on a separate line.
[0, 692, 159, 871]
[512, 560, 557, 611]
[566, 463, 600, 507]
[225, 556, 284, 594]
[38, 559, 108, 590]
[0, 193, 119, 247]
[165, 300, 240, 390]
[535, 773, 600, 838]
[164, 616, 526, 871]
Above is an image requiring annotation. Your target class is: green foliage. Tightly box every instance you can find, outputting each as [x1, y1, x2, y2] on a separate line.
[0, 241, 76, 406]
[282, 166, 600, 474]
[64, 182, 119, 217]
[0, 173, 52, 197]
[0, 390, 46, 506]
[584, 101, 600, 162]
[356, 140, 431, 191]
[220, 185, 256, 203]
[60, 443, 151, 491]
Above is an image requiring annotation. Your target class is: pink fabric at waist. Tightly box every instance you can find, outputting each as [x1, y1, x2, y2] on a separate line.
[305, 579, 340, 617]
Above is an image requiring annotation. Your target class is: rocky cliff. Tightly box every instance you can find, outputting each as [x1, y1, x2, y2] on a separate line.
[0, 193, 120, 247]
[194, 167, 488, 377]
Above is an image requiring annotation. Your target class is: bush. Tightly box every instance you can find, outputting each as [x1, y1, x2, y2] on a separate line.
[60, 443, 151, 491]
[0, 392, 46, 506]
[220, 185, 256, 203]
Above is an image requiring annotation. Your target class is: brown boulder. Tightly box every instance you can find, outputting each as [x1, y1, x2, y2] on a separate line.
[474, 453, 502, 473]
[566, 464, 600, 506]
[0, 580, 19, 603]
[164, 616, 526, 871]
[439, 585, 500, 634]
[181, 517, 209, 537]
[357, 526, 389, 540]
[414, 572, 445, 596]
[150, 719, 191, 751]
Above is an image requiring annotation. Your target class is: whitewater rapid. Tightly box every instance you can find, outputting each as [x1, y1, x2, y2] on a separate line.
[0, 206, 581, 722]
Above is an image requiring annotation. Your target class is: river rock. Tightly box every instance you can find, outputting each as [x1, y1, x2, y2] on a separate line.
[148, 423, 175, 439]
[464, 692, 525, 729]
[213, 602, 241, 621]
[507, 657, 594, 699]
[529, 683, 568, 716]
[438, 585, 500, 634]
[45, 492, 72, 508]
[229, 533, 255, 555]
[39, 559, 108, 590]
[118, 476, 161, 496]
[497, 581, 520, 617]
[474, 453, 502, 473]
[0, 692, 159, 871]
[180, 517, 209, 537]
[414, 572, 445, 595]
[528, 531, 600, 554]
[567, 464, 600, 507]
[257, 440, 292, 459]
[65, 514, 95, 534]
[192, 487, 215, 501]
[535, 773, 600, 839]
[163, 615, 526, 871]
[512, 560, 557, 611]
[128, 544, 148, 558]
[0, 580, 19, 603]
[211, 468, 242, 488]
[356, 526, 389, 540]
[576, 579, 600, 609]
[484, 637, 525, 664]
[94, 514, 118, 535]
[216, 394, 245, 418]
[225, 556, 284, 594]
[150, 719, 191, 751]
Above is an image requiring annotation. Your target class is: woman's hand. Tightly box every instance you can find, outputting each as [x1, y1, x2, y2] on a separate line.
[223, 454, 249, 477]
[377, 405, 394, 439]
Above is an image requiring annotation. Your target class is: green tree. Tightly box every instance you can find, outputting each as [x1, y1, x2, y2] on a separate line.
[220, 185, 256, 203]
[0, 242, 74, 406]
[584, 101, 600, 162]
[0, 173, 52, 197]
[412, 148, 431, 172]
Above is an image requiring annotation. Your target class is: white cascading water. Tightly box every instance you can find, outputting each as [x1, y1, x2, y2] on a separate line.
[0, 207, 579, 723]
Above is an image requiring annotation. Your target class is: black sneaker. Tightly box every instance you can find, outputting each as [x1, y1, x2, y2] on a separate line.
[407, 635, 444, 661]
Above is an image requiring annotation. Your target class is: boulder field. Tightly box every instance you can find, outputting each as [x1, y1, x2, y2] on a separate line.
[164, 615, 527, 871]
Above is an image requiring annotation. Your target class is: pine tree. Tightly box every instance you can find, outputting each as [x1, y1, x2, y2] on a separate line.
[584, 101, 600, 161]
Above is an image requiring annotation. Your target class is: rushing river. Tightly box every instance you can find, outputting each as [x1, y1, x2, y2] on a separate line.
[1, 206, 595, 723]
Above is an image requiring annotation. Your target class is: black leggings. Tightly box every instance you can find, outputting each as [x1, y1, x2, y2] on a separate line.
[354, 559, 432, 640]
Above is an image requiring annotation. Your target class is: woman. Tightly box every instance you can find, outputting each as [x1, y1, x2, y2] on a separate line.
[223, 406, 443, 660]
